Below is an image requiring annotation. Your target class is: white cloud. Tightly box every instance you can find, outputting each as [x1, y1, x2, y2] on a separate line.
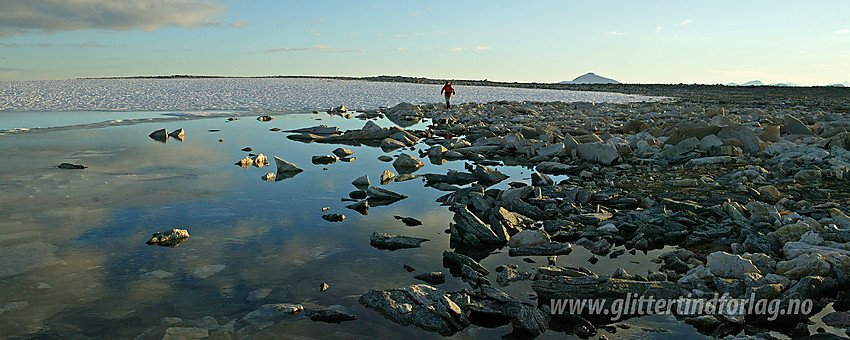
[680, 19, 692, 26]
[655, 26, 662, 33]
[394, 34, 408, 38]
[316, 18, 326, 23]
[605, 31, 624, 35]
[836, 29, 850, 34]
[265, 46, 365, 53]
[392, 47, 407, 51]
[0, 0, 233, 36]
[475, 46, 491, 50]
[446, 47, 464, 52]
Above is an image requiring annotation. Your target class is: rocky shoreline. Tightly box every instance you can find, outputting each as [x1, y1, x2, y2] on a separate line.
[270, 90, 850, 339]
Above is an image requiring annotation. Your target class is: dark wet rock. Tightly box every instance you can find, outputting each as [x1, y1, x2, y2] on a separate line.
[370, 232, 429, 250]
[377, 155, 393, 162]
[320, 283, 329, 292]
[57, 163, 87, 169]
[257, 115, 273, 121]
[149, 128, 168, 141]
[470, 286, 549, 336]
[349, 189, 368, 199]
[443, 250, 490, 287]
[145, 229, 189, 247]
[306, 308, 356, 323]
[168, 128, 184, 140]
[403, 264, 416, 272]
[332, 147, 354, 157]
[312, 154, 338, 165]
[241, 147, 253, 152]
[531, 172, 554, 186]
[450, 206, 504, 247]
[533, 276, 689, 319]
[472, 165, 509, 184]
[536, 162, 575, 175]
[822, 311, 850, 328]
[496, 265, 534, 286]
[394, 215, 422, 226]
[381, 138, 406, 150]
[321, 214, 345, 222]
[286, 125, 340, 135]
[345, 200, 369, 215]
[359, 284, 469, 336]
[414, 272, 446, 285]
[393, 153, 424, 173]
[351, 175, 370, 188]
[366, 186, 408, 202]
[274, 156, 304, 175]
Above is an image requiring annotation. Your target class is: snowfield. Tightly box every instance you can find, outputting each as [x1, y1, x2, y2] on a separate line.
[0, 78, 655, 112]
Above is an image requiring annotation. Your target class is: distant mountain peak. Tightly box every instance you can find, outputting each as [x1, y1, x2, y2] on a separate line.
[559, 72, 620, 84]
[741, 80, 764, 86]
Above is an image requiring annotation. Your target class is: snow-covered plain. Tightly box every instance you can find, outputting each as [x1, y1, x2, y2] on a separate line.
[0, 78, 655, 112]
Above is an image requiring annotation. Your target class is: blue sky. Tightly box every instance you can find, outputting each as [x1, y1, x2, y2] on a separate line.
[1, 0, 848, 84]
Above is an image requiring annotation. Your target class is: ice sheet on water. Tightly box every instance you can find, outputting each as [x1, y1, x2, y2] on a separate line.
[0, 78, 655, 112]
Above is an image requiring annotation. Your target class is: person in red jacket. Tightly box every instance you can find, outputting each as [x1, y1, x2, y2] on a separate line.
[440, 81, 455, 109]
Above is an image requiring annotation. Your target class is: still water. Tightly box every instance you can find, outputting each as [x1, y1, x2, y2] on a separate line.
[0, 111, 702, 339]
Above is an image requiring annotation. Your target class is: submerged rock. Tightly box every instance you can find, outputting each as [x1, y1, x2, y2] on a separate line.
[322, 214, 345, 222]
[394, 215, 422, 226]
[306, 308, 356, 323]
[414, 272, 446, 285]
[312, 155, 338, 165]
[370, 232, 429, 250]
[145, 229, 189, 247]
[58, 163, 87, 169]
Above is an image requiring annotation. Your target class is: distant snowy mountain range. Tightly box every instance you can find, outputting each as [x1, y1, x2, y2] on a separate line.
[556, 73, 847, 87]
[558, 72, 620, 84]
[726, 80, 848, 87]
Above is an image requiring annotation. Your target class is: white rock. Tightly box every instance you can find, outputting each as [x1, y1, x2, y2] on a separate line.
[705, 251, 761, 279]
[192, 264, 226, 279]
[507, 229, 550, 248]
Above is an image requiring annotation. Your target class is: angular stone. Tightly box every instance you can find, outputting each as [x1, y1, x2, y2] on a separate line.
[146, 229, 189, 247]
[393, 153, 424, 173]
[451, 207, 503, 247]
[359, 284, 469, 336]
[369, 232, 429, 250]
[706, 251, 761, 279]
[783, 114, 813, 135]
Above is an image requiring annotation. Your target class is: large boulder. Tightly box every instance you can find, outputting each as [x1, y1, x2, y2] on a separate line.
[506, 229, 550, 248]
[783, 114, 813, 135]
[359, 284, 469, 336]
[451, 207, 504, 247]
[705, 251, 761, 279]
[576, 142, 619, 165]
[386, 102, 423, 117]
[393, 153, 424, 173]
[274, 156, 304, 175]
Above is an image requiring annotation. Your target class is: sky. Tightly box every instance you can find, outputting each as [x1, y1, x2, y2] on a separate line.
[1, 0, 848, 85]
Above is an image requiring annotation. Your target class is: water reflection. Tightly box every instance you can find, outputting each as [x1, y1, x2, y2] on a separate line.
[0, 111, 703, 339]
